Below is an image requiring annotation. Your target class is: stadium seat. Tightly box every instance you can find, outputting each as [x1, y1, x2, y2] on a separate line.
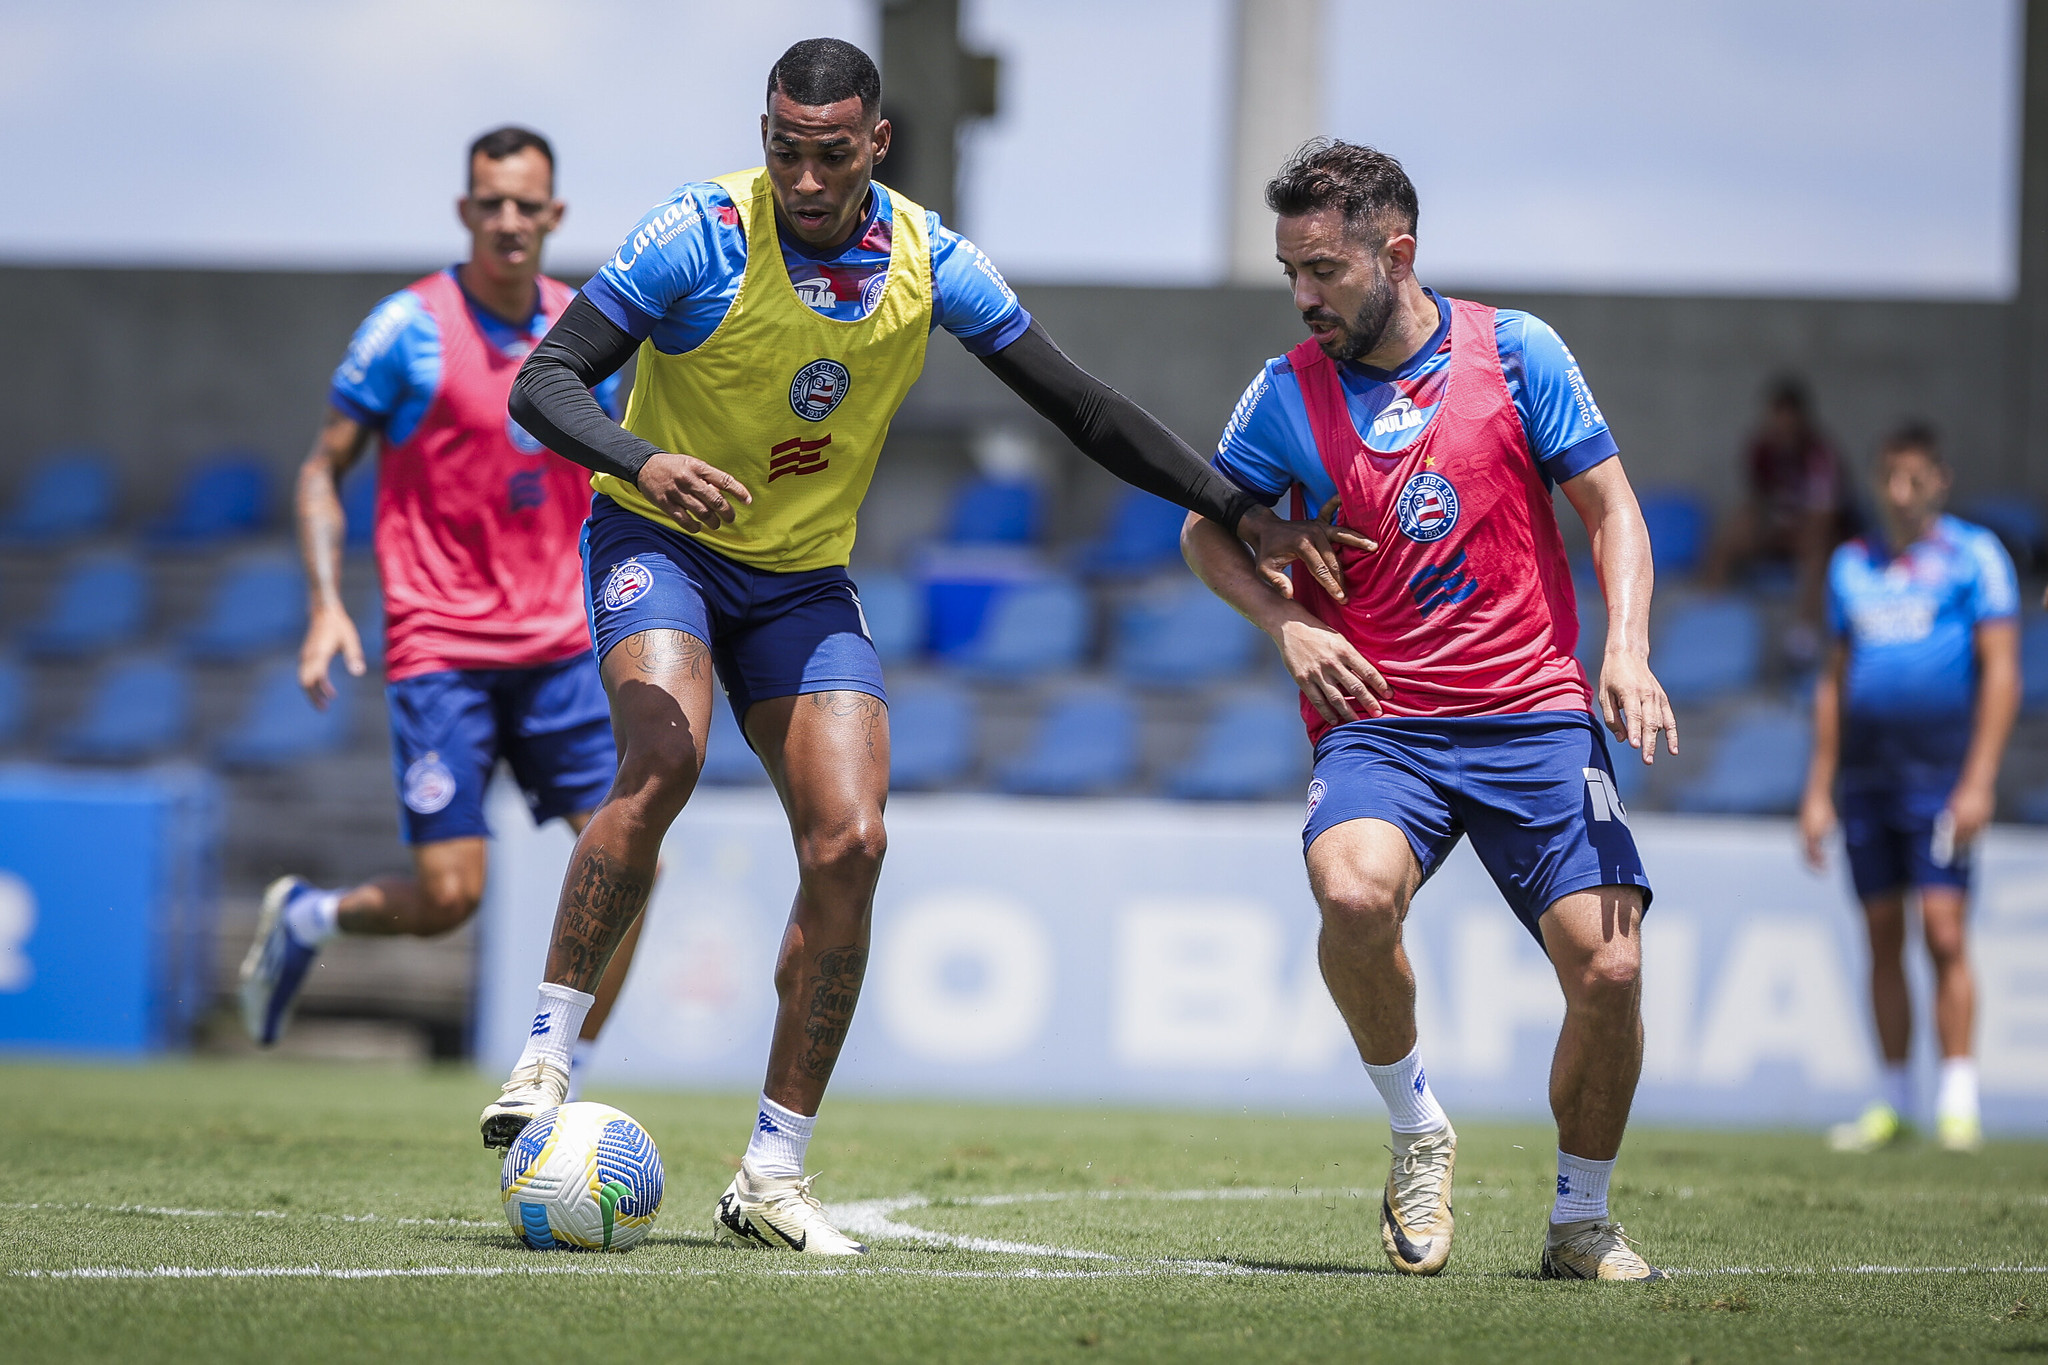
[1652, 595, 1763, 704]
[18, 553, 149, 660]
[1636, 489, 1710, 578]
[948, 577, 1091, 679]
[698, 700, 769, 786]
[183, 554, 308, 662]
[0, 450, 115, 545]
[56, 656, 192, 762]
[2021, 617, 2048, 715]
[1166, 694, 1307, 800]
[1076, 489, 1189, 577]
[1112, 582, 1261, 688]
[856, 571, 923, 665]
[2018, 782, 2048, 826]
[944, 477, 1043, 545]
[0, 654, 26, 748]
[342, 460, 378, 549]
[1957, 493, 2044, 571]
[145, 452, 274, 547]
[995, 688, 1139, 796]
[214, 658, 355, 770]
[888, 681, 977, 790]
[1673, 704, 1812, 815]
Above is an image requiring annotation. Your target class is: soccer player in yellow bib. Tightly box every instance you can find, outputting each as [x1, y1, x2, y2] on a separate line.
[482, 38, 1365, 1255]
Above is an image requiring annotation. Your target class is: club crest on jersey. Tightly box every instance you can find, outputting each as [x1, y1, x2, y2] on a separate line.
[403, 752, 457, 815]
[1396, 471, 1460, 543]
[602, 558, 655, 613]
[789, 359, 850, 421]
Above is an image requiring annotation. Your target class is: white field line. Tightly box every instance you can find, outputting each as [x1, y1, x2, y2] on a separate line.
[0, 1201, 497, 1228]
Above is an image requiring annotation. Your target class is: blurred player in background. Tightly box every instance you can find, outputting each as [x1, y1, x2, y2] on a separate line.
[1800, 423, 2020, 1154]
[1184, 141, 1676, 1281]
[478, 38, 1350, 1256]
[239, 127, 643, 1093]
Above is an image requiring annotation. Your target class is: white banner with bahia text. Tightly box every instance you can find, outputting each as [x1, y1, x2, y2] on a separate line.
[478, 788, 2048, 1134]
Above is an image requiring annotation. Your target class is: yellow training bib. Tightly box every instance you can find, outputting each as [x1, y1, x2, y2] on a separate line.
[591, 168, 933, 571]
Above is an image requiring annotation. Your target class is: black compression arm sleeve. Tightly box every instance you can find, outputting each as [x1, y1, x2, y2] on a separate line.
[509, 293, 663, 483]
[978, 319, 1261, 533]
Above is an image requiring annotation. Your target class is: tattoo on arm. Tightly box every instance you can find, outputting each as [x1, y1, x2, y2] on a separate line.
[622, 629, 710, 680]
[798, 945, 867, 1081]
[808, 691, 884, 760]
[553, 847, 650, 993]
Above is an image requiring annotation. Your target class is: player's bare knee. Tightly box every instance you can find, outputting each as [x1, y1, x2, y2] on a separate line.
[1573, 943, 1641, 1008]
[1315, 875, 1405, 952]
[417, 881, 481, 936]
[797, 814, 888, 888]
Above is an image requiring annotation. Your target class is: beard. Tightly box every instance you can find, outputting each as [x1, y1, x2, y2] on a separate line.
[1308, 264, 1397, 362]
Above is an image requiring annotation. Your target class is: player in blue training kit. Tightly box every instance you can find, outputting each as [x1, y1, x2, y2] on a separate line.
[1800, 423, 2020, 1154]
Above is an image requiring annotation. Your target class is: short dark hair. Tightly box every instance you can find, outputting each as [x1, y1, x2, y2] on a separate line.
[767, 37, 882, 118]
[468, 125, 554, 190]
[1881, 420, 1946, 467]
[1765, 373, 1810, 414]
[1264, 138, 1419, 244]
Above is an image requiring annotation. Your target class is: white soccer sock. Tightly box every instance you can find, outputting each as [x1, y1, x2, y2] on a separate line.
[1551, 1150, 1616, 1225]
[1881, 1062, 1913, 1118]
[566, 1039, 596, 1103]
[1937, 1057, 1979, 1122]
[282, 888, 341, 947]
[513, 983, 593, 1076]
[1362, 1042, 1450, 1134]
[744, 1093, 817, 1180]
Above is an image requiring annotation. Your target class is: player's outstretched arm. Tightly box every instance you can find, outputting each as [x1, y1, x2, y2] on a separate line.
[510, 295, 751, 532]
[979, 321, 1371, 598]
[1561, 457, 1678, 762]
[1799, 643, 1847, 869]
[1182, 509, 1389, 725]
[295, 409, 374, 709]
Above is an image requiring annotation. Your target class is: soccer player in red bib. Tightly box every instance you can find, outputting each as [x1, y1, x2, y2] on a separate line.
[237, 128, 642, 1089]
[1184, 142, 1679, 1281]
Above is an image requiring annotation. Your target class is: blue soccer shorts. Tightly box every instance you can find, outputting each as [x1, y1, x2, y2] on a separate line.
[580, 495, 886, 722]
[1838, 714, 1973, 901]
[1301, 709, 1652, 944]
[385, 652, 616, 845]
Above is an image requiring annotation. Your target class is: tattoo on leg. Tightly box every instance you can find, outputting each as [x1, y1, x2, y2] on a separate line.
[623, 630, 709, 680]
[798, 946, 867, 1081]
[556, 847, 649, 993]
[808, 691, 884, 760]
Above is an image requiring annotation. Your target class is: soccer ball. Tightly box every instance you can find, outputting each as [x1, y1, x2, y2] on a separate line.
[500, 1102, 665, 1251]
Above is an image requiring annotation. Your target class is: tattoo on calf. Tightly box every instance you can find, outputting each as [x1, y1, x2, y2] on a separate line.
[798, 945, 867, 1081]
[623, 629, 709, 680]
[555, 847, 649, 993]
[808, 691, 885, 760]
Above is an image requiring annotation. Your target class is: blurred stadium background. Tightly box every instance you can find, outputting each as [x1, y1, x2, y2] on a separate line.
[0, 0, 2044, 1129]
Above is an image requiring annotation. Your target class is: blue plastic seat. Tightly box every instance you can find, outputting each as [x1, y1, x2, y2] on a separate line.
[1077, 490, 1188, 577]
[698, 700, 770, 786]
[19, 553, 149, 660]
[146, 453, 273, 547]
[214, 658, 355, 771]
[996, 689, 1140, 796]
[949, 577, 1091, 680]
[1166, 695, 1307, 800]
[1673, 704, 1812, 815]
[184, 555, 308, 662]
[1113, 583, 1261, 689]
[57, 656, 192, 762]
[0, 451, 115, 545]
[342, 460, 378, 549]
[888, 682, 977, 790]
[1637, 489, 1710, 578]
[2018, 782, 2048, 826]
[945, 478, 1043, 545]
[0, 655, 26, 748]
[1653, 596, 1763, 705]
[2022, 617, 2048, 715]
[856, 571, 923, 665]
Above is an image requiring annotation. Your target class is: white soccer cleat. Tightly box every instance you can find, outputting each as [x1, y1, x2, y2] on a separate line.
[1539, 1218, 1665, 1281]
[712, 1159, 867, 1256]
[1380, 1124, 1456, 1275]
[479, 1058, 569, 1150]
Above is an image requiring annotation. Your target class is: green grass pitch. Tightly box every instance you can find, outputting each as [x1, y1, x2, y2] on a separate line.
[3, 1060, 2044, 1363]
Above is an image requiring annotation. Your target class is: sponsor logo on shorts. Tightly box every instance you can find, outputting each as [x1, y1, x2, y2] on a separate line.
[403, 752, 457, 815]
[1396, 471, 1459, 543]
[789, 358, 851, 421]
[1583, 767, 1629, 825]
[769, 434, 832, 481]
[602, 559, 655, 613]
[1303, 778, 1326, 829]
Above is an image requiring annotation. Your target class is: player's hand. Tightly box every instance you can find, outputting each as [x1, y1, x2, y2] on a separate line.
[1798, 785, 1835, 870]
[298, 602, 365, 711]
[637, 452, 753, 532]
[1276, 617, 1390, 725]
[1597, 648, 1678, 763]
[1238, 500, 1376, 603]
[1945, 778, 1996, 852]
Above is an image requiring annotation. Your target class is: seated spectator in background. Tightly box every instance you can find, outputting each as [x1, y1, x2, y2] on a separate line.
[1705, 375, 1849, 655]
